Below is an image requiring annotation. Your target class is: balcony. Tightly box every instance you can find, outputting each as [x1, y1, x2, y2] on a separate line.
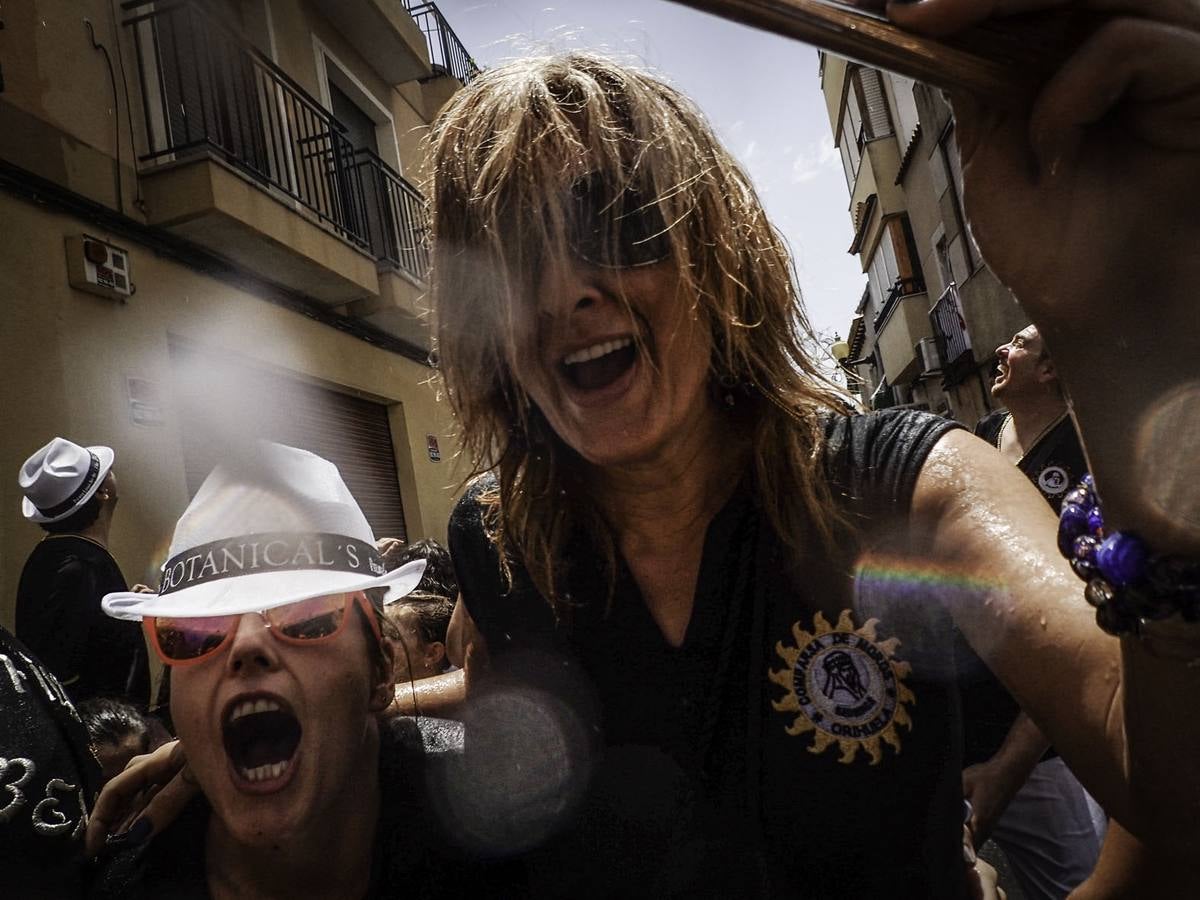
[873, 277, 931, 386]
[403, 2, 481, 85]
[308, 0, 433, 85]
[930, 283, 976, 387]
[124, 0, 432, 311]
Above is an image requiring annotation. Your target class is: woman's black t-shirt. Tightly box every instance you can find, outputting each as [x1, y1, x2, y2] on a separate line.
[447, 409, 973, 899]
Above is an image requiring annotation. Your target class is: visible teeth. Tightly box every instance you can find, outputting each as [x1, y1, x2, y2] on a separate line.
[562, 337, 633, 366]
[229, 698, 282, 722]
[239, 759, 290, 782]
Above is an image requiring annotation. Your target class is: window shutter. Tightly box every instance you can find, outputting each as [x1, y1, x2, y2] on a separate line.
[857, 69, 894, 141]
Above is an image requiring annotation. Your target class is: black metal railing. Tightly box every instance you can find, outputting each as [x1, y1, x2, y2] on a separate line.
[124, 0, 431, 283]
[403, 1, 480, 85]
[930, 283, 975, 386]
[873, 276, 926, 330]
[350, 149, 430, 281]
[125, 0, 368, 248]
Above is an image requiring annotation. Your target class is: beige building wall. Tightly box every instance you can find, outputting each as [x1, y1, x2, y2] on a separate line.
[0, 0, 144, 216]
[1, 0, 478, 635]
[0, 193, 463, 631]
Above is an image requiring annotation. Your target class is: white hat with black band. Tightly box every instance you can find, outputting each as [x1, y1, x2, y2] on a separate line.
[19, 437, 115, 524]
[102, 442, 424, 621]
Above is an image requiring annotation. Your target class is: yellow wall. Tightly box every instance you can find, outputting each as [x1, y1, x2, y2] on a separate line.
[0, 197, 464, 630]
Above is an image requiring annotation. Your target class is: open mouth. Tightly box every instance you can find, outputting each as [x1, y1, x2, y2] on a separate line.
[222, 696, 301, 786]
[560, 337, 637, 391]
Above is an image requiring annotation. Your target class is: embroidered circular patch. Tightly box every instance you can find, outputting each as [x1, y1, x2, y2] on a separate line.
[1037, 465, 1070, 497]
[769, 610, 914, 765]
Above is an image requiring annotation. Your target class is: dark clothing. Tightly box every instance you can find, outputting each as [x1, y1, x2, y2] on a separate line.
[448, 409, 974, 898]
[974, 411, 1086, 512]
[0, 625, 103, 899]
[92, 716, 521, 898]
[959, 411, 1085, 765]
[16, 535, 150, 706]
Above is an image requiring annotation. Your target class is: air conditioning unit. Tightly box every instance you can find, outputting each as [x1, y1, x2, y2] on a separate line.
[917, 337, 942, 375]
[65, 234, 134, 302]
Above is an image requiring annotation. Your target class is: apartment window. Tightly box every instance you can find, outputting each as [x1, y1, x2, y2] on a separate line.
[867, 215, 923, 315]
[887, 73, 921, 156]
[838, 88, 862, 193]
[836, 67, 894, 194]
[929, 124, 980, 282]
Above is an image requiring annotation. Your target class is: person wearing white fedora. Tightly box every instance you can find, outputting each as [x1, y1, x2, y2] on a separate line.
[16, 437, 149, 705]
[92, 442, 511, 898]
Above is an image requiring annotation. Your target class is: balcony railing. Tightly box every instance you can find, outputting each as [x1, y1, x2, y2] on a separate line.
[124, 0, 431, 284]
[872, 276, 926, 331]
[350, 149, 430, 280]
[403, 1, 480, 85]
[125, 0, 368, 248]
[930, 283, 975, 386]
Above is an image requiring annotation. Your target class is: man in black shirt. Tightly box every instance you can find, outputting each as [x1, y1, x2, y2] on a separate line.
[16, 438, 149, 706]
[975, 325, 1087, 508]
[963, 326, 1101, 898]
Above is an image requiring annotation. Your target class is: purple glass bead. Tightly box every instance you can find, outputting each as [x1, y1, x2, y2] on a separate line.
[1059, 503, 1090, 538]
[1063, 486, 1092, 509]
[1081, 473, 1094, 489]
[1087, 506, 1105, 535]
[1095, 532, 1148, 587]
[1072, 535, 1100, 563]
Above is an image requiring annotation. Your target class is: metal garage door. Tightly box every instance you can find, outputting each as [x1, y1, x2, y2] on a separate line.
[170, 340, 407, 542]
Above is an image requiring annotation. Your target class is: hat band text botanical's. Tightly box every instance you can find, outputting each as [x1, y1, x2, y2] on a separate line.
[158, 532, 385, 596]
[37, 452, 102, 519]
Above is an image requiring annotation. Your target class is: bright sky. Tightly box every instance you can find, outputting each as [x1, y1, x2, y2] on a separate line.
[437, 0, 868, 344]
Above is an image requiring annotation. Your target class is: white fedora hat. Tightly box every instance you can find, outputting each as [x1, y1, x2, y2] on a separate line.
[19, 437, 115, 524]
[102, 442, 424, 621]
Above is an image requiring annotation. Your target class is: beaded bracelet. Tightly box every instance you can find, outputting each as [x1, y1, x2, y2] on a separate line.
[1058, 475, 1200, 636]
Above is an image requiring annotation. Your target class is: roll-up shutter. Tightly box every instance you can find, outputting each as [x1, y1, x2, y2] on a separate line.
[857, 69, 894, 142]
[170, 340, 407, 541]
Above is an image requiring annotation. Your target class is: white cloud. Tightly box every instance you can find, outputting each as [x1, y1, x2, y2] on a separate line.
[789, 134, 839, 185]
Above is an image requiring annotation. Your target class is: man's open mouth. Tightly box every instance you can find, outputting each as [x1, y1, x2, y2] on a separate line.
[560, 337, 637, 391]
[222, 696, 301, 784]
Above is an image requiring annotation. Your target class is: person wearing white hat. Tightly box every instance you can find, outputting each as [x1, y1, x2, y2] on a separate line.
[91, 442, 512, 898]
[16, 437, 150, 705]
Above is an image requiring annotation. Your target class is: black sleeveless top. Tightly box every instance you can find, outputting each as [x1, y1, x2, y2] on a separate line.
[446, 410, 974, 899]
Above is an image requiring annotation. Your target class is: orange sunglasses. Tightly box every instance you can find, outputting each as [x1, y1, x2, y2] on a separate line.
[143, 591, 381, 667]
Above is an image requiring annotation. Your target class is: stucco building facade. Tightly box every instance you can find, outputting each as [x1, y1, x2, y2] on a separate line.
[820, 53, 1028, 425]
[0, 0, 478, 627]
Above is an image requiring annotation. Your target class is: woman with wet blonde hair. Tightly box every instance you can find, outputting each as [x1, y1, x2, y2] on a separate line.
[433, 52, 851, 606]
[427, 5, 1200, 896]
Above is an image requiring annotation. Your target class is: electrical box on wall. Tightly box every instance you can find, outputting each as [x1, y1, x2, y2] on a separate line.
[65, 234, 134, 301]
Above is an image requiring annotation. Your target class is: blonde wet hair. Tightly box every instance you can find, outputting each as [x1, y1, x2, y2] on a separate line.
[429, 52, 853, 610]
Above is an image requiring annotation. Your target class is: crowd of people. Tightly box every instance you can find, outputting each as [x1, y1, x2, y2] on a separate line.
[3, 0, 1199, 896]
